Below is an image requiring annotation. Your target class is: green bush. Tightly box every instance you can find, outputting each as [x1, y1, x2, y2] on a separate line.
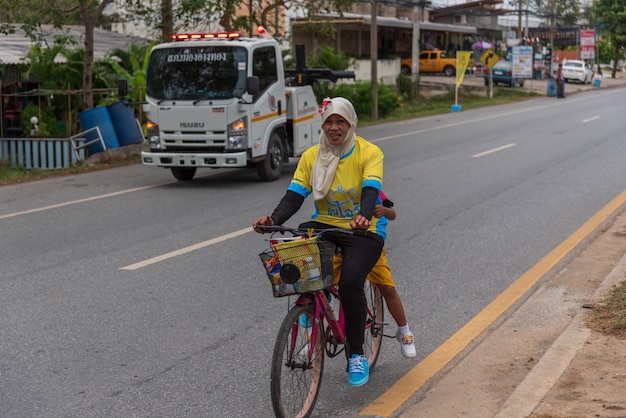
[333, 81, 399, 119]
[396, 74, 414, 101]
[307, 45, 355, 71]
[20, 105, 57, 137]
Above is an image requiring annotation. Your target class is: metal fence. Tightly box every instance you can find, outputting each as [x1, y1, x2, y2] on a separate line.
[0, 137, 86, 169]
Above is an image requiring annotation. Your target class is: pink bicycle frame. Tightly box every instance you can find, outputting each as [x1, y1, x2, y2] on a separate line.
[293, 286, 345, 360]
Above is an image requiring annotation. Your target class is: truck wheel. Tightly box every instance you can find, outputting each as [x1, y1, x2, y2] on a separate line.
[443, 66, 455, 77]
[401, 65, 411, 76]
[171, 167, 197, 181]
[257, 133, 284, 182]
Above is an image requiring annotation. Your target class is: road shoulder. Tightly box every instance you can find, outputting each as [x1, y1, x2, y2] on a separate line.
[396, 208, 626, 417]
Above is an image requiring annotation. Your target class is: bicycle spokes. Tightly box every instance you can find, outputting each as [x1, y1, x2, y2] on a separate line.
[271, 306, 324, 418]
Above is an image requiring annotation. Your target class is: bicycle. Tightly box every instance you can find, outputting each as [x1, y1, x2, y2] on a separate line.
[257, 225, 386, 418]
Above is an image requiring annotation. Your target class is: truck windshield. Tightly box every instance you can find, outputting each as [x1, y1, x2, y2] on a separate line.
[146, 46, 248, 100]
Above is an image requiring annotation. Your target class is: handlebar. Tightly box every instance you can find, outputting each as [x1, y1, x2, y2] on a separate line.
[256, 225, 304, 236]
[256, 225, 367, 237]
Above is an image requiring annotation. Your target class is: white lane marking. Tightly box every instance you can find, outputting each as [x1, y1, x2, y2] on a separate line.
[117, 105, 551, 270]
[371, 102, 555, 144]
[582, 116, 600, 123]
[472, 143, 517, 158]
[0, 183, 169, 220]
[119, 227, 252, 270]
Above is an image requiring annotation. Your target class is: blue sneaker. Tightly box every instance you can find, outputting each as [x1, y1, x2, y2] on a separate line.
[348, 354, 369, 387]
[299, 314, 311, 328]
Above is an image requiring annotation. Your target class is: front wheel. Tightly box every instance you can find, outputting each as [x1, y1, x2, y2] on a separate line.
[257, 133, 284, 182]
[363, 281, 384, 370]
[443, 65, 455, 77]
[170, 167, 196, 181]
[271, 305, 324, 418]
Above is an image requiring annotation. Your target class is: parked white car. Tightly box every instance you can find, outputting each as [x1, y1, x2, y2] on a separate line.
[562, 60, 594, 84]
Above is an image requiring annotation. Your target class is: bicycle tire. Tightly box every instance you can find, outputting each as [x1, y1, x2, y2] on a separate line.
[270, 305, 324, 418]
[363, 280, 384, 370]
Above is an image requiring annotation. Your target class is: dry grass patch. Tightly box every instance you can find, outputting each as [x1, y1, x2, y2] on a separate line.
[586, 279, 626, 338]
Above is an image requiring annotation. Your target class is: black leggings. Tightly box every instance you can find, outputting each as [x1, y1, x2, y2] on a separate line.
[299, 221, 384, 356]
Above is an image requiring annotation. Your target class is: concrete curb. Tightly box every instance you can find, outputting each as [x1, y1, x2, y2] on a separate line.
[495, 250, 626, 417]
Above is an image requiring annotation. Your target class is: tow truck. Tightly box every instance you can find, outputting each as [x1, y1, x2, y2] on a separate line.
[138, 26, 354, 181]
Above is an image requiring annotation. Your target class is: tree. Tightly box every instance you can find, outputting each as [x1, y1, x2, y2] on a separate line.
[104, 43, 154, 104]
[2, 0, 115, 109]
[76, 0, 116, 109]
[2, 0, 362, 112]
[590, 0, 626, 78]
[123, 0, 358, 42]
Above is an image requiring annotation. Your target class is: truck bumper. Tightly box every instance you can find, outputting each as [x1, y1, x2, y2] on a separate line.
[141, 151, 248, 168]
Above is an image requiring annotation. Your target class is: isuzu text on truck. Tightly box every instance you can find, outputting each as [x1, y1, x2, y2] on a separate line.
[138, 27, 353, 181]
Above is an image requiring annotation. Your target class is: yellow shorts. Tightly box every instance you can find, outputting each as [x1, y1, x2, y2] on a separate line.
[333, 248, 395, 287]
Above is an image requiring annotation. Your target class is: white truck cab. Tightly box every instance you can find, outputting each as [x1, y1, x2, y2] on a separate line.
[138, 28, 353, 181]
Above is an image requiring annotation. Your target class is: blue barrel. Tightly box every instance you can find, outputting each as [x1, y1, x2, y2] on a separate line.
[78, 106, 120, 154]
[107, 101, 143, 146]
[546, 78, 557, 97]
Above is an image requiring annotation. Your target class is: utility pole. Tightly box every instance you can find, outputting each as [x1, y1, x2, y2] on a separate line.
[412, 1, 431, 98]
[549, 0, 555, 74]
[371, 0, 378, 120]
[517, 0, 523, 39]
[412, 0, 424, 99]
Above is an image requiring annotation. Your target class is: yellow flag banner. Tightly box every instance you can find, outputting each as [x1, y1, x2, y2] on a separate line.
[456, 51, 472, 88]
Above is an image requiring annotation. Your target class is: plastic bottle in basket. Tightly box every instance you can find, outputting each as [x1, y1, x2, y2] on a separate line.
[279, 282, 298, 295]
[303, 256, 324, 291]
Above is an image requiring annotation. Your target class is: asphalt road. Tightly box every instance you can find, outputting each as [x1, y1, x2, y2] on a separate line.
[1, 85, 626, 417]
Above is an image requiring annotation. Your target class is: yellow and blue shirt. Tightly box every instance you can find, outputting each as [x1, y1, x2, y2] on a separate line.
[287, 136, 387, 239]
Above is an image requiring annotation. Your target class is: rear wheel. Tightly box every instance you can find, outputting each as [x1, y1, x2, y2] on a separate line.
[401, 65, 411, 76]
[443, 65, 455, 77]
[257, 132, 284, 182]
[271, 305, 324, 418]
[170, 167, 196, 181]
[363, 280, 384, 370]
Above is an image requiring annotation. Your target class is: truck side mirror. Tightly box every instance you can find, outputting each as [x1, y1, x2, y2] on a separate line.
[247, 76, 259, 95]
[118, 79, 128, 98]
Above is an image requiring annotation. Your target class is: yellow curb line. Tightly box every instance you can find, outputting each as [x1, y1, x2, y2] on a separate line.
[361, 189, 626, 417]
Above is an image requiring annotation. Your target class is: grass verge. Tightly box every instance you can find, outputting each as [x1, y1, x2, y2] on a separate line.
[586, 280, 626, 338]
[0, 153, 141, 186]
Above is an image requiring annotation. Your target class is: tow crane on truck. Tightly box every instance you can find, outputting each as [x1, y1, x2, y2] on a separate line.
[137, 26, 355, 181]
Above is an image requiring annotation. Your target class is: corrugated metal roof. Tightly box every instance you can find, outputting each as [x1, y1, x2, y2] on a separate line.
[0, 24, 150, 65]
[294, 12, 478, 34]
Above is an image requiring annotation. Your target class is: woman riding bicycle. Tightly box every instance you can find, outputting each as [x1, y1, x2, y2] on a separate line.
[253, 97, 386, 387]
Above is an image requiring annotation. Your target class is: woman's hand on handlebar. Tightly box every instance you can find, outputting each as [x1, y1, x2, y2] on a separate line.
[350, 214, 371, 230]
[253, 215, 274, 233]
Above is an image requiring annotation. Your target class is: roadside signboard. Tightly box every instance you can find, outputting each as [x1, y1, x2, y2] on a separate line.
[512, 46, 533, 78]
[580, 30, 595, 59]
[480, 49, 500, 69]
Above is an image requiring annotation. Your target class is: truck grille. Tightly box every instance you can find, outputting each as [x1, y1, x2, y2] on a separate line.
[165, 146, 225, 153]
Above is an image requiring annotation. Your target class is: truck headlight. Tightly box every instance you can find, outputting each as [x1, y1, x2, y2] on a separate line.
[227, 117, 247, 150]
[146, 120, 163, 150]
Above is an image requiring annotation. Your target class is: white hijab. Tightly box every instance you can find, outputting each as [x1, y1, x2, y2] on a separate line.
[310, 97, 358, 200]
